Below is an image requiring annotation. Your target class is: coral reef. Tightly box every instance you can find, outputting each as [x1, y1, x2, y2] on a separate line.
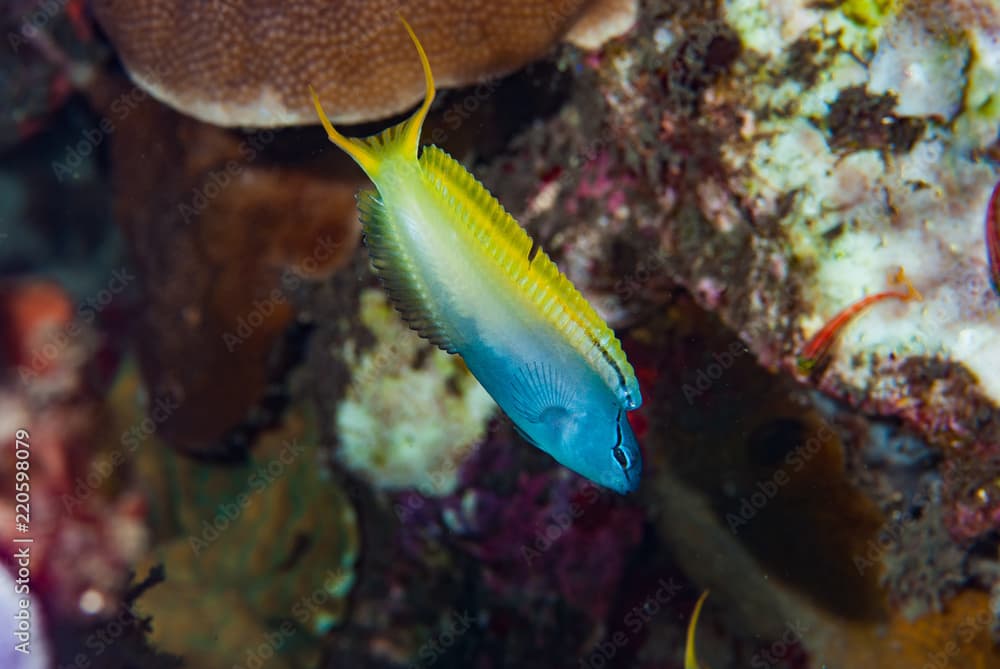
[478, 0, 1000, 577]
[294, 258, 655, 667]
[8, 0, 1000, 667]
[98, 75, 361, 454]
[664, 1, 1000, 539]
[325, 427, 652, 669]
[90, 0, 638, 126]
[334, 289, 496, 496]
[630, 297, 1000, 668]
[130, 397, 359, 669]
[0, 280, 148, 621]
[878, 482, 967, 621]
[444, 461, 645, 624]
[297, 2, 1000, 661]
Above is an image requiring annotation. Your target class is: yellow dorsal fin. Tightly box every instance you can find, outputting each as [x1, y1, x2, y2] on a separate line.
[685, 590, 709, 669]
[418, 145, 642, 410]
[310, 86, 380, 175]
[310, 15, 435, 176]
[397, 14, 435, 157]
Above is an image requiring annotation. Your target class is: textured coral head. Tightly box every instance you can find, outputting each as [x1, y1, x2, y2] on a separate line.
[90, 0, 637, 127]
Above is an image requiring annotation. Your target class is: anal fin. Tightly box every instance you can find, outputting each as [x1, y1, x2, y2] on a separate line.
[357, 189, 457, 354]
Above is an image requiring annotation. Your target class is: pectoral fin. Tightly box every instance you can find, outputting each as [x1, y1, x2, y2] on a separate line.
[506, 361, 576, 426]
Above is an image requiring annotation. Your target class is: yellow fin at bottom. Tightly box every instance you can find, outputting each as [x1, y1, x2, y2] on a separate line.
[685, 590, 710, 669]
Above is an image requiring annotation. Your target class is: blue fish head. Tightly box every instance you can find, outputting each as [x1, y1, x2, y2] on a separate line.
[495, 360, 644, 495]
[555, 404, 643, 495]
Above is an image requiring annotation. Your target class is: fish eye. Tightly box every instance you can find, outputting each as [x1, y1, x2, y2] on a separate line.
[613, 445, 630, 470]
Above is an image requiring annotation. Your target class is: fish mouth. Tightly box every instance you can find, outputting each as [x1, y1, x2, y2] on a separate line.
[608, 468, 640, 495]
[620, 459, 643, 494]
[622, 476, 640, 495]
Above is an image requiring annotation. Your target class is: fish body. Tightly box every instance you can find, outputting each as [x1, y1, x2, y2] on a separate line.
[311, 18, 643, 493]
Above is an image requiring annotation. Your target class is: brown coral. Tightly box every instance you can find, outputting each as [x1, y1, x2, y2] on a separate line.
[96, 73, 362, 454]
[89, 0, 637, 127]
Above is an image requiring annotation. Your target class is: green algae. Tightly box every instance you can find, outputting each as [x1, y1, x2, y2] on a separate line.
[130, 394, 359, 668]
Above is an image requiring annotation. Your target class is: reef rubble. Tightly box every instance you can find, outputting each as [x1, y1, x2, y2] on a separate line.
[485, 0, 1000, 542]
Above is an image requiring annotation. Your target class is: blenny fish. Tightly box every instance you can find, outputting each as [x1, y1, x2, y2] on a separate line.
[311, 18, 643, 493]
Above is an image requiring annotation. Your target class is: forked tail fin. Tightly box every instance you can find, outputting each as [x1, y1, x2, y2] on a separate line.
[310, 15, 436, 177]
